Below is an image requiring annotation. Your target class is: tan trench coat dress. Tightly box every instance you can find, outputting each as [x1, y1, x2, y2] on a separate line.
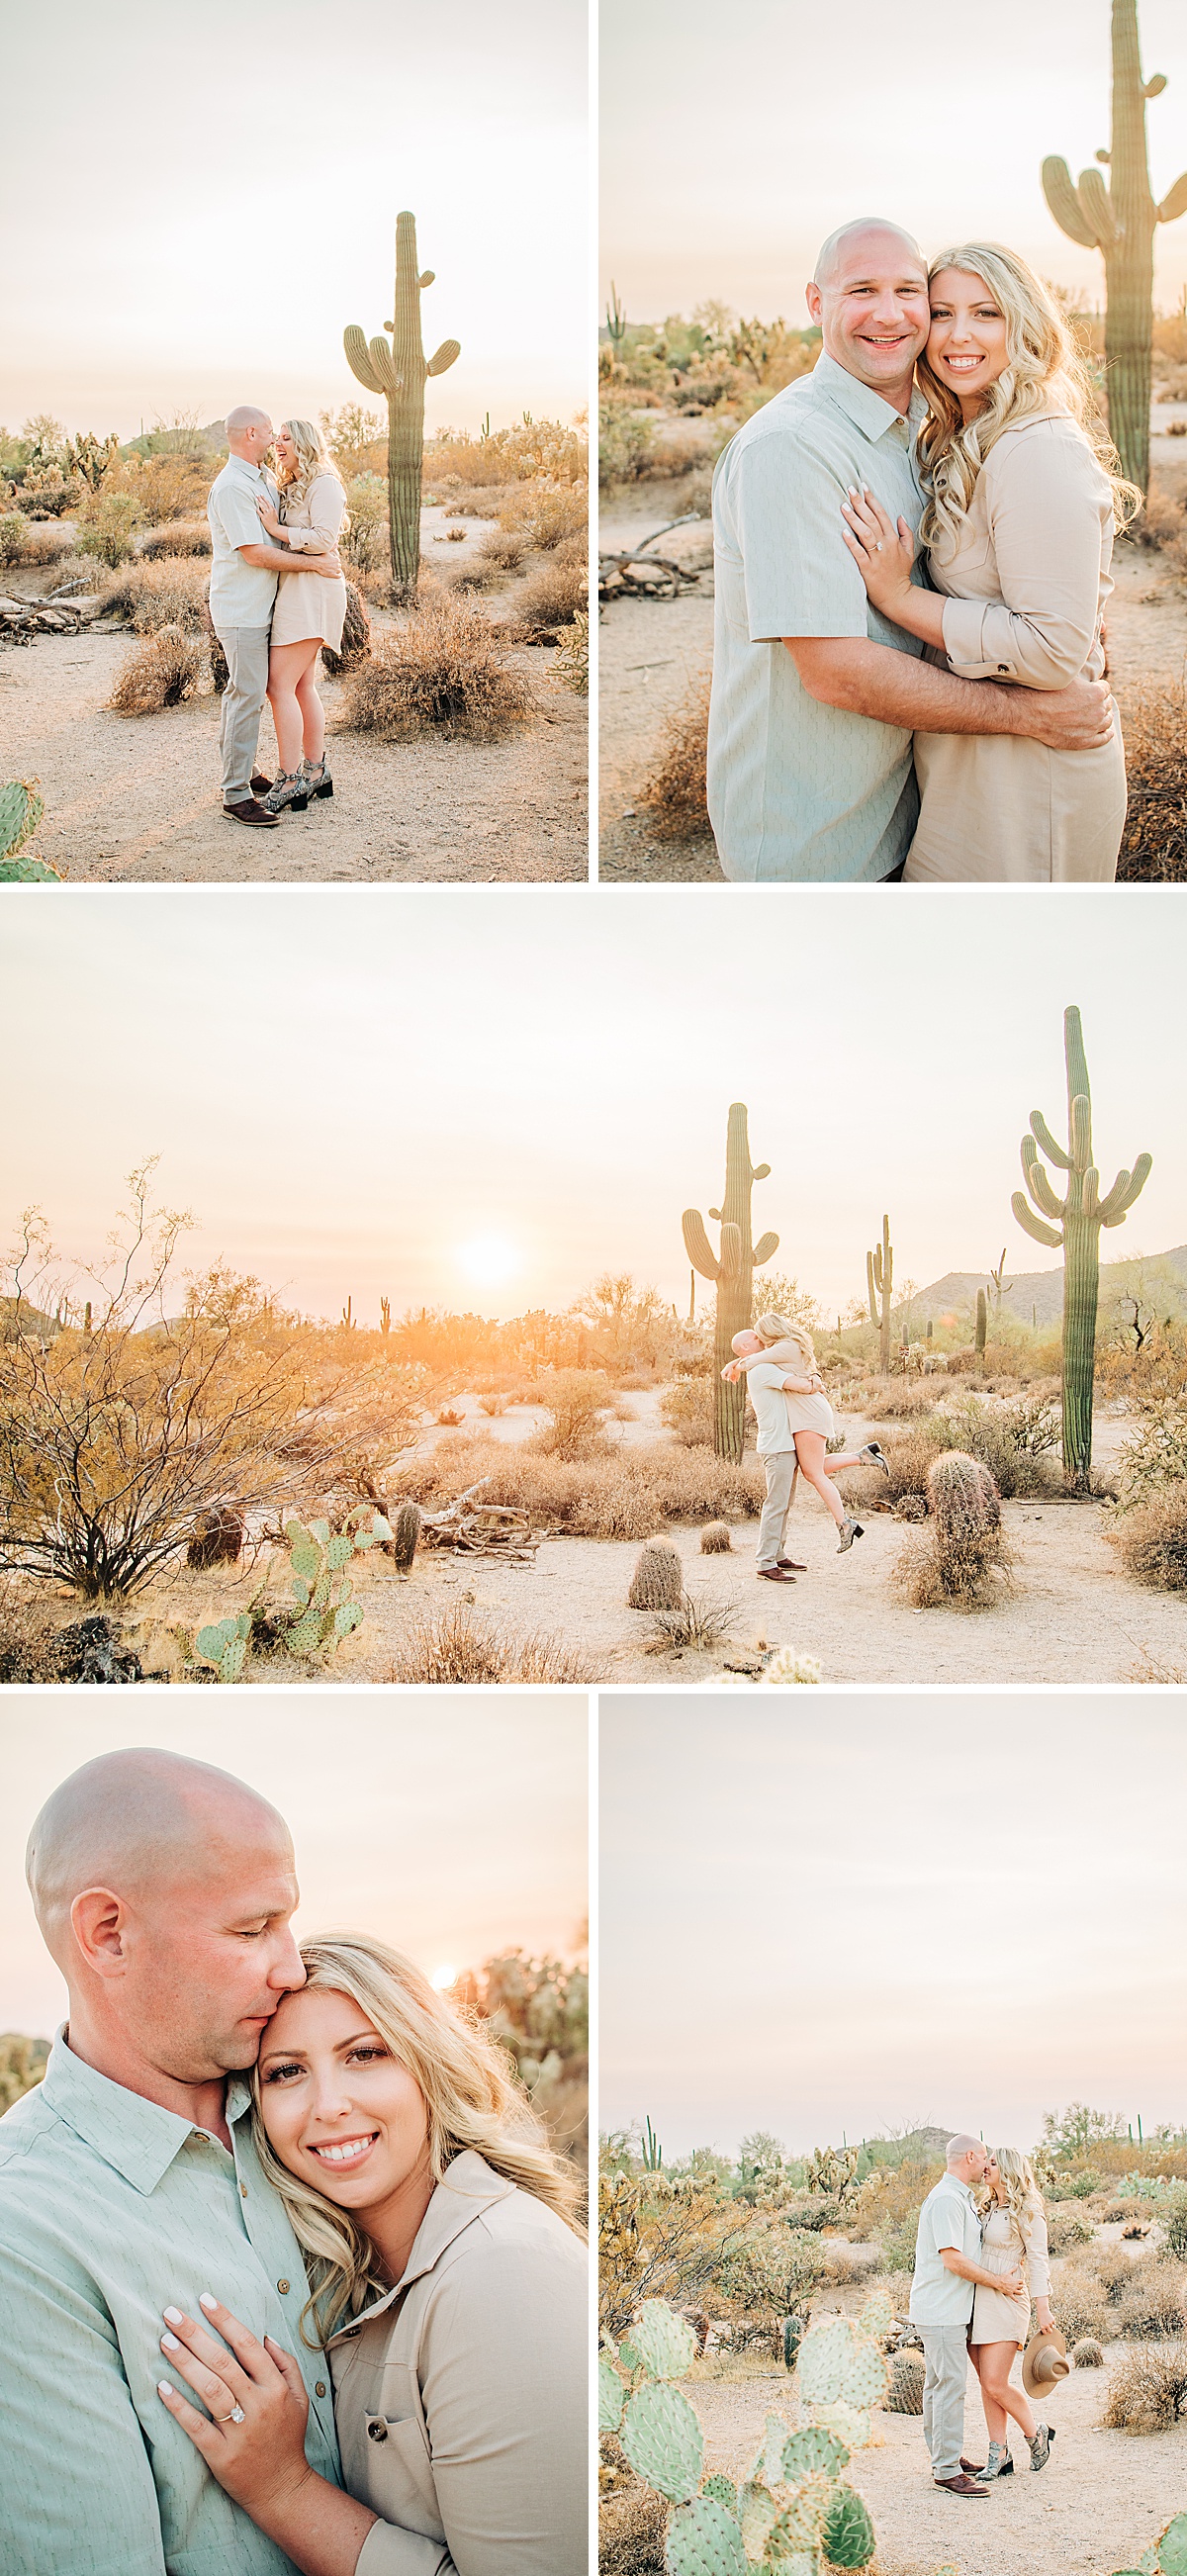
[326, 2151, 588, 2574]
[271, 471, 347, 654]
[754, 1338, 835, 1437]
[905, 414, 1127, 882]
[970, 2195, 1052, 2346]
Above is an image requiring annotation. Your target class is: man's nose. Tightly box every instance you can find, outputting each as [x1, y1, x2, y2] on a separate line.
[268, 1925, 307, 1990]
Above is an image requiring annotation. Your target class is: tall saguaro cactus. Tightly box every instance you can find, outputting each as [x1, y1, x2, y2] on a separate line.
[1042, 0, 1187, 497]
[343, 211, 461, 597]
[1012, 1005, 1151, 1492]
[683, 1103, 778, 1462]
[867, 1215, 893, 1376]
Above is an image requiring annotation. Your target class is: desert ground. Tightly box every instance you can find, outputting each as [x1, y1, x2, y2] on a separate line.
[2, 506, 587, 882]
[597, 407, 1187, 883]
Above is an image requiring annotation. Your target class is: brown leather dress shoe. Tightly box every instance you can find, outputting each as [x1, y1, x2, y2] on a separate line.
[758, 1566, 796, 1583]
[250, 770, 273, 793]
[935, 2473, 988, 2498]
[959, 2458, 986, 2476]
[223, 797, 279, 828]
[776, 1558, 808, 1572]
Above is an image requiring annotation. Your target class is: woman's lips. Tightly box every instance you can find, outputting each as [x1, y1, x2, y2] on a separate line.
[942, 353, 985, 371]
[306, 2132, 380, 2169]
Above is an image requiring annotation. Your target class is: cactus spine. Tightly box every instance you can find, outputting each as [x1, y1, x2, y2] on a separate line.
[1012, 1004, 1151, 1491]
[683, 1104, 778, 1462]
[343, 211, 461, 596]
[867, 1216, 893, 1375]
[1042, 0, 1187, 497]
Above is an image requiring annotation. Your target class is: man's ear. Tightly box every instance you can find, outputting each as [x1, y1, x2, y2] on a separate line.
[805, 280, 823, 326]
[70, 1886, 134, 1978]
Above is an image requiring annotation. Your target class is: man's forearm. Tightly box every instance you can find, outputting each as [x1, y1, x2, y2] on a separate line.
[239, 543, 337, 577]
[943, 2252, 1020, 2292]
[786, 636, 1034, 738]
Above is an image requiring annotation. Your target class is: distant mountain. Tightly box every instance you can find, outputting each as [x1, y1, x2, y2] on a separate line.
[900, 1245, 1187, 1334]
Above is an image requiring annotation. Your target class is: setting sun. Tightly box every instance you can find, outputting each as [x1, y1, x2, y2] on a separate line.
[458, 1234, 519, 1290]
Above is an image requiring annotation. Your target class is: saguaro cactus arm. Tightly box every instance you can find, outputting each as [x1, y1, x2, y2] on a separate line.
[427, 338, 462, 377]
[1041, 156, 1104, 247]
[343, 325, 384, 396]
[683, 1211, 721, 1280]
[1012, 1192, 1063, 1249]
[753, 1231, 779, 1266]
[1099, 1152, 1153, 1223]
[1159, 174, 1187, 221]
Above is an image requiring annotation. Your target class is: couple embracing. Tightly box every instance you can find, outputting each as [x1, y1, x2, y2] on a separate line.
[708, 221, 1133, 882]
[208, 407, 349, 829]
[0, 1751, 587, 2575]
[912, 2133, 1069, 2500]
[722, 1314, 889, 1580]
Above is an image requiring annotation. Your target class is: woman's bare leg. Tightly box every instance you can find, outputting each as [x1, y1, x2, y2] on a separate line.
[793, 1430, 861, 1528]
[971, 2343, 1036, 2441]
[294, 647, 326, 762]
[267, 639, 320, 772]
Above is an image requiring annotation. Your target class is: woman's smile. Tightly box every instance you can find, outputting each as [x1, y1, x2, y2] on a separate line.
[305, 2131, 380, 2169]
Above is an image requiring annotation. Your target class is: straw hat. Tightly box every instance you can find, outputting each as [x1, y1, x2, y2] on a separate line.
[1022, 2325, 1071, 2400]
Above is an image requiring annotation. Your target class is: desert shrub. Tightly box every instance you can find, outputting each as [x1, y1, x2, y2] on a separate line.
[386, 1604, 590, 1685]
[340, 475, 388, 574]
[139, 520, 212, 558]
[553, 609, 589, 695]
[108, 626, 203, 715]
[598, 2472, 667, 2575]
[0, 2032, 50, 2110]
[319, 582, 372, 677]
[871, 1381, 941, 1420]
[716, 2220, 827, 2316]
[1102, 2344, 1187, 2432]
[599, 403, 657, 487]
[99, 556, 210, 634]
[510, 555, 587, 639]
[499, 483, 587, 549]
[478, 1392, 506, 1418]
[0, 512, 29, 564]
[1117, 683, 1187, 879]
[477, 527, 526, 574]
[336, 590, 531, 741]
[429, 417, 587, 490]
[1109, 1481, 1187, 1588]
[848, 1426, 945, 1514]
[531, 1370, 613, 1460]
[76, 491, 146, 568]
[1053, 2277, 1111, 2343]
[1163, 2188, 1187, 2259]
[1047, 2205, 1096, 2254]
[637, 427, 714, 481]
[644, 1590, 738, 1654]
[638, 683, 710, 842]
[823, 2243, 879, 2287]
[394, 1431, 766, 1540]
[894, 1449, 1009, 1609]
[660, 1377, 715, 1446]
[1116, 2257, 1187, 2339]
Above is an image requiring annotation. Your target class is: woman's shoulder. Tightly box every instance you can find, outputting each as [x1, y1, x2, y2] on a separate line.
[987, 413, 1099, 473]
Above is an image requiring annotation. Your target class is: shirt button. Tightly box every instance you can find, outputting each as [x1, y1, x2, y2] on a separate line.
[240, 2184, 248, 2198]
[316, 2381, 326, 2397]
[277, 2279, 290, 2295]
[368, 2420, 388, 2443]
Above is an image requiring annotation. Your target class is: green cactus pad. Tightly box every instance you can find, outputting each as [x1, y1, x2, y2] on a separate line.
[839, 2343, 888, 2410]
[618, 2338, 642, 2376]
[195, 1612, 251, 1682]
[738, 2481, 777, 2562]
[326, 1533, 353, 1570]
[820, 2485, 875, 2569]
[808, 2402, 870, 2452]
[702, 2475, 738, 2514]
[0, 852, 61, 881]
[753, 2412, 792, 2485]
[632, 2302, 698, 2383]
[1158, 2519, 1187, 2576]
[0, 780, 44, 859]
[780, 2430, 850, 2483]
[796, 2322, 854, 2405]
[771, 2472, 832, 2552]
[665, 2495, 748, 2576]
[621, 2383, 703, 2505]
[597, 2354, 624, 2434]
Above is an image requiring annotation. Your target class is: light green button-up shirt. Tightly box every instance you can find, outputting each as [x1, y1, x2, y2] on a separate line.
[0, 2031, 340, 2576]
[707, 350, 929, 883]
[908, 2172, 983, 2329]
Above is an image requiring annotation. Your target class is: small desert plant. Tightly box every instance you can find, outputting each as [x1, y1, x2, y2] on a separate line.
[76, 490, 146, 568]
[699, 1520, 732, 1553]
[1117, 682, 1187, 879]
[638, 682, 710, 842]
[108, 626, 203, 715]
[553, 608, 589, 695]
[1053, 2278, 1112, 2343]
[644, 1590, 738, 1654]
[1072, 2338, 1105, 2366]
[1102, 2344, 1187, 2433]
[499, 481, 587, 547]
[530, 1369, 612, 1460]
[1163, 2187, 1187, 2260]
[510, 555, 587, 639]
[1116, 2258, 1187, 2340]
[195, 1611, 252, 1684]
[436, 1406, 465, 1426]
[139, 520, 212, 558]
[336, 589, 531, 741]
[628, 1537, 684, 1610]
[281, 1509, 391, 1658]
[896, 1449, 1008, 1610]
[1047, 2205, 1096, 2254]
[478, 1392, 507, 1417]
[387, 1603, 590, 1685]
[1108, 1482, 1187, 1589]
[25, 525, 76, 569]
[598, 402, 657, 487]
[100, 555, 210, 633]
[661, 1377, 716, 1448]
[476, 527, 525, 573]
[0, 512, 29, 564]
[392, 1431, 766, 1543]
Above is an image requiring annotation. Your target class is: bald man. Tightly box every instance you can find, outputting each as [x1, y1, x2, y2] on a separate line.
[706, 219, 1115, 881]
[909, 2132, 1025, 2499]
[0, 1750, 340, 2574]
[207, 408, 341, 828]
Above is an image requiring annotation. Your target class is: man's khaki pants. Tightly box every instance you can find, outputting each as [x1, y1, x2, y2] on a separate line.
[756, 1448, 797, 1571]
[216, 625, 271, 801]
[919, 2324, 971, 2481]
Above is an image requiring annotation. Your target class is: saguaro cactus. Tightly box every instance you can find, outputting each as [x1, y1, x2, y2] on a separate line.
[1012, 1004, 1151, 1491]
[975, 1289, 988, 1355]
[683, 1103, 778, 1462]
[1042, 0, 1187, 497]
[343, 212, 461, 596]
[867, 1216, 893, 1376]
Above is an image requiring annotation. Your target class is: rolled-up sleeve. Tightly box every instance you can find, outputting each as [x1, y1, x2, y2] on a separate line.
[940, 422, 1108, 689]
[282, 475, 345, 555]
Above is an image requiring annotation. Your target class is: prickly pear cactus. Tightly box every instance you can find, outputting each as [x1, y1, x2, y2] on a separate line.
[780, 2430, 850, 2482]
[283, 1507, 392, 1657]
[620, 2382, 704, 2503]
[665, 2492, 749, 2576]
[820, 2485, 876, 2570]
[632, 2301, 698, 2382]
[195, 1611, 251, 1684]
[0, 778, 59, 880]
[598, 2353, 626, 2433]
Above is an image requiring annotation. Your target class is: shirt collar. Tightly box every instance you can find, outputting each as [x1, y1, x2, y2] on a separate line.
[811, 348, 926, 443]
[325, 2151, 513, 2345]
[226, 453, 268, 487]
[41, 2026, 251, 2197]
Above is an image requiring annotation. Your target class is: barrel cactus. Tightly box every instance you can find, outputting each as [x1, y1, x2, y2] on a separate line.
[389, 1499, 421, 1576]
[628, 1537, 685, 1610]
[884, 2350, 925, 2413]
[1012, 1003, 1150, 1491]
[923, 1449, 1004, 1601]
[195, 1610, 251, 1684]
[1071, 2338, 1104, 2367]
[0, 779, 59, 881]
[700, 1520, 733, 1553]
[343, 210, 460, 596]
[683, 1103, 778, 1462]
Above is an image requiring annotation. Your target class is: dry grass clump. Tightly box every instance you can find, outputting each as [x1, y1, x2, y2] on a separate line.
[139, 520, 212, 558]
[661, 1376, 715, 1447]
[869, 1380, 943, 1420]
[1101, 2343, 1187, 2433]
[0, 1588, 67, 1682]
[643, 1590, 737, 1654]
[0, 518, 76, 569]
[1108, 1481, 1187, 1588]
[386, 1603, 591, 1685]
[509, 556, 587, 639]
[598, 2457, 668, 2575]
[497, 481, 588, 547]
[477, 528, 526, 574]
[638, 681, 710, 842]
[1117, 683, 1187, 879]
[395, 1432, 766, 1542]
[108, 626, 203, 714]
[99, 555, 210, 633]
[335, 590, 531, 742]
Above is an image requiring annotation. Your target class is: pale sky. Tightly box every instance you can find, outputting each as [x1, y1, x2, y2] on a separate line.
[0, 1690, 588, 2038]
[1, 0, 587, 439]
[600, 0, 1187, 322]
[0, 887, 1182, 1326]
[600, 1694, 1187, 2157]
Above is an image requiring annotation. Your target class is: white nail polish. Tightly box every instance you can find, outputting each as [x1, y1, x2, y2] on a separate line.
[199, 2293, 218, 2312]
[163, 2306, 183, 2325]
[158, 2380, 174, 2397]
[161, 2332, 180, 2349]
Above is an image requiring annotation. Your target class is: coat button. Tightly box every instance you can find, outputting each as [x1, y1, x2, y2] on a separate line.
[368, 2420, 389, 2442]
[316, 2381, 326, 2397]
[277, 2279, 290, 2294]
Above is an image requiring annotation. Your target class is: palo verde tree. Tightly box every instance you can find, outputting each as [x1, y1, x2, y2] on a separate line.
[343, 211, 461, 596]
[683, 1103, 778, 1462]
[1043, 0, 1187, 497]
[1012, 1006, 1151, 1492]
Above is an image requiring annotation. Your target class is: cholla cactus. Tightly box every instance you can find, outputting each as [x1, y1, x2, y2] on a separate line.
[195, 1611, 251, 1684]
[283, 1507, 392, 1656]
[683, 1103, 778, 1463]
[600, 2298, 880, 2574]
[804, 2145, 861, 2203]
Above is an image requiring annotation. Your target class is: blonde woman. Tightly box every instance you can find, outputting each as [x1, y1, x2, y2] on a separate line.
[840, 242, 1136, 881]
[255, 419, 348, 816]
[155, 1935, 587, 2574]
[724, 1314, 888, 1566]
[969, 2148, 1057, 2478]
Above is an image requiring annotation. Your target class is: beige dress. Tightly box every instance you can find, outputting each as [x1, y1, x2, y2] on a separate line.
[747, 1339, 835, 1437]
[270, 471, 347, 652]
[970, 2196, 1051, 2346]
[326, 2151, 588, 2574]
[905, 415, 1127, 882]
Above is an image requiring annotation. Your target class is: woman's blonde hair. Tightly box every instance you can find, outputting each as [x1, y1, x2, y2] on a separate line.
[917, 243, 1140, 560]
[249, 1932, 582, 2345]
[275, 417, 344, 515]
[979, 2144, 1045, 2240]
[755, 1314, 818, 1373]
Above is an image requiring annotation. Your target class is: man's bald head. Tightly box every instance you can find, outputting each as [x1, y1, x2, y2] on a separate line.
[813, 220, 924, 292]
[226, 405, 271, 434]
[225, 406, 274, 465]
[27, 1749, 289, 1968]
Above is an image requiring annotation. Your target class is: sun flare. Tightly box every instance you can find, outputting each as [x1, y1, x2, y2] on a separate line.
[458, 1234, 519, 1290]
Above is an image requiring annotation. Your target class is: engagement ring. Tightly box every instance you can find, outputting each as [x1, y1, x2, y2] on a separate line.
[218, 2405, 246, 2425]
